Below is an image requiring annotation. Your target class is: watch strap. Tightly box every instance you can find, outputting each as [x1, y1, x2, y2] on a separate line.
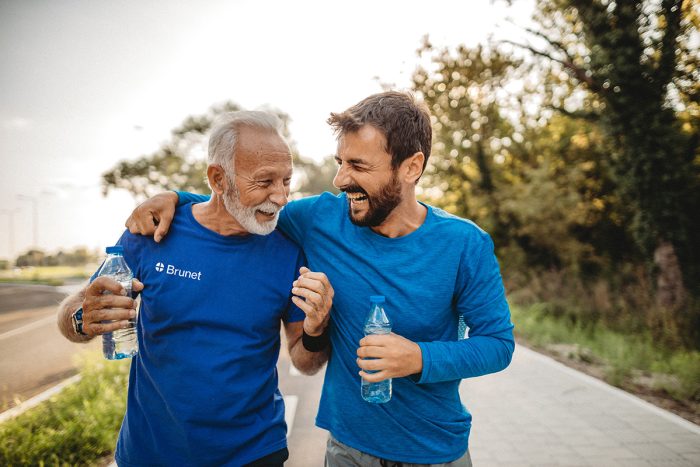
[72, 307, 88, 336]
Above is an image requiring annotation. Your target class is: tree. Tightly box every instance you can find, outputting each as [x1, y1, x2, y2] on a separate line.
[510, 0, 700, 309]
[102, 102, 336, 201]
[412, 40, 626, 274]
[15, 249, 45, 268]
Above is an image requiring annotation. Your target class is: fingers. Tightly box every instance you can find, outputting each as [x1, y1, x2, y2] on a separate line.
[86, 276, 129, 297]
[356, 356, 384, 371]
[132, 278, 144, 292]
[359, 369, 390, 383]
[154, 210, 173, 243]
[356, 344, 386, 359]
[86, 307, 136, 323]
[125, 212, 136, 231]
[81, 303, 137, 337]
[356, 333, 423, 378]
[359, 333, 392, 348]
[84, 293, 134, 310]
[296, 268, 334, 298]
[291, 295, 319, 317]
[83, 318, 134, 336]
[81, 276, 139, 337]
[291, 285, 322, 306]
[125, 192, 178, 240]
[126, 208, 156, 235]
[292, 269, 333, 313]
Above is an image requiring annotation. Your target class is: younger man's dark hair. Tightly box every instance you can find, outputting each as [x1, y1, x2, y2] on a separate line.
[327, 91, 432, 180]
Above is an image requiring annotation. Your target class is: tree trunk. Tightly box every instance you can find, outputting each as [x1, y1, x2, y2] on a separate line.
[654, 240, 687, 310]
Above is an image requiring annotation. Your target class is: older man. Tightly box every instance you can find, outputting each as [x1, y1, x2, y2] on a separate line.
[127, 92, 514, 466]
[57, 111, 333, 467]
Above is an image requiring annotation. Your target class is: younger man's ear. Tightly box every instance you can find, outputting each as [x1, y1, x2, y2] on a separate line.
[402, 152, 425, 184]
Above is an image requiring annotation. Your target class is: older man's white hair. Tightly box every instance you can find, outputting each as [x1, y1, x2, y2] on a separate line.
[207, 110, 284, 177]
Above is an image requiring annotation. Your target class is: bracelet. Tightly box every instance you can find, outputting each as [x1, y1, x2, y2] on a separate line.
[302, 327, 330, 352]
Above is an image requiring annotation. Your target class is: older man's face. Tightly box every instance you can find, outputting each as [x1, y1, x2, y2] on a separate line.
[222, 126, 293, 235]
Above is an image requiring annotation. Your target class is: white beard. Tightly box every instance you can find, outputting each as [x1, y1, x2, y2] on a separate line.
[222, 178, 280, 236]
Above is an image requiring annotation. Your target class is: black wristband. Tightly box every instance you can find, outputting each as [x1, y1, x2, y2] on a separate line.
[302, 327, 330, 352]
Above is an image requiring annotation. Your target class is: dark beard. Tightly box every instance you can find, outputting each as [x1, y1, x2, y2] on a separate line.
[346, 172, 402, 227]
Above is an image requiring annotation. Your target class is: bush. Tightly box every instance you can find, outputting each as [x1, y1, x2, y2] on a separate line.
[0, 352, 130, 466]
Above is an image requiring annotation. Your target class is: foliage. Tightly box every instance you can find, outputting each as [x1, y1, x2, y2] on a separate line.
[292, 154, 339, 199]
[523, 0, 700, 292]
[14, 247, 98, 268]
[412, 1, 700, 348]
[0, 352, 130, 466]
[412, 40, 630, 275]
[102, 101, 239, 199]
[102, 101, 336, 201]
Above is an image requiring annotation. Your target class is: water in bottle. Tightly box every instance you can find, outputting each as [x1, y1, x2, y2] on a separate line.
[98, 245, 138, 360]
[361, 295, 392, 403]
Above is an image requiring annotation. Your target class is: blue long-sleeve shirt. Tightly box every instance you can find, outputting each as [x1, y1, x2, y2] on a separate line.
[178, 191, 514, 463]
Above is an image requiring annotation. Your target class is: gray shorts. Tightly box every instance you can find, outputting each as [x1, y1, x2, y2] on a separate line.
[325, 435, 472, 467]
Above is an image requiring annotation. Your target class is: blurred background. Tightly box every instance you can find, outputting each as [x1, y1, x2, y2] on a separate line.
[1, 0, 698, 465]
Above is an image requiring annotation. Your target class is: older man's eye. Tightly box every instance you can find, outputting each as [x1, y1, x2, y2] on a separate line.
[256, 180, 273, 187]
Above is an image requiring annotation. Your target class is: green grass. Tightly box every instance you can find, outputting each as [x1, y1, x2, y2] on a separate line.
[0, 266, 93, 286]
[0, 351, 130, 466]
[512, 304, 700, 402]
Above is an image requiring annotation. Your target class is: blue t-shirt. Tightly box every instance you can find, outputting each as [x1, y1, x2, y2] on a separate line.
[179, 192, 514, 464]
[107, 203, 305, 467]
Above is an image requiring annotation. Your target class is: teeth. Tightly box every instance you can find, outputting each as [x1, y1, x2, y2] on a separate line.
[347, 193, 367, 201]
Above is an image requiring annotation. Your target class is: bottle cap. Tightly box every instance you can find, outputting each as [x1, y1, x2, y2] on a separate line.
[369, 295, 385, 303]
[106, 245, 124, 254]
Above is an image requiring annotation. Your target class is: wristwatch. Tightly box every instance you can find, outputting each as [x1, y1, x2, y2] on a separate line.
[71, 307, 88, 336]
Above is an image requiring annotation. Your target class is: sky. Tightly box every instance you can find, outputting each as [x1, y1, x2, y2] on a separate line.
[0, 0, 534, 260]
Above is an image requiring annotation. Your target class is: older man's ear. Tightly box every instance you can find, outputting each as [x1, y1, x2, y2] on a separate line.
[207, 165, 226, 195]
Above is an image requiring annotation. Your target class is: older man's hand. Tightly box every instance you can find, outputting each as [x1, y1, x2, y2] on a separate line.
[291, 267, 334, 335]
[81, 277, 144, 336]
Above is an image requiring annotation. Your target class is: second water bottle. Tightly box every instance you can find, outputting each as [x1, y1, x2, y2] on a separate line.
[361, 295, 392, 403]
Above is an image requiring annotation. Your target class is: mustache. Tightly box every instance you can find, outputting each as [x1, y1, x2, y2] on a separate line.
[254, 200, 282, 213]
[341, 185, 367, 196]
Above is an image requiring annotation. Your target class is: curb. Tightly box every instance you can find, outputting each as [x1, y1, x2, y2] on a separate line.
[0, 374, 81, 424]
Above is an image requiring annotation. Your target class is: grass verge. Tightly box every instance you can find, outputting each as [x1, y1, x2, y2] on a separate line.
[512, 304, 700, 423]
[0, 351, 129, 466]
[0, 266, 93, 286]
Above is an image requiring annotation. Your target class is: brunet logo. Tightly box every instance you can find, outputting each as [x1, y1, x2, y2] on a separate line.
[155, 261, 202, 280]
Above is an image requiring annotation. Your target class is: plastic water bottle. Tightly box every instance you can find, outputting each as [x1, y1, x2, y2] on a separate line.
[361, 295, 392, 403]
[97, 245, 138, 360]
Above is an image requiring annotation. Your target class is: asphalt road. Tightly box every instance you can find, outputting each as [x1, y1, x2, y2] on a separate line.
[0, 283, 97, 410]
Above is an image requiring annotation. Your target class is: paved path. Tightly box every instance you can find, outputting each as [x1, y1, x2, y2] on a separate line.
[461, 345, 700, 466]
[278, 343, 700, 467]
